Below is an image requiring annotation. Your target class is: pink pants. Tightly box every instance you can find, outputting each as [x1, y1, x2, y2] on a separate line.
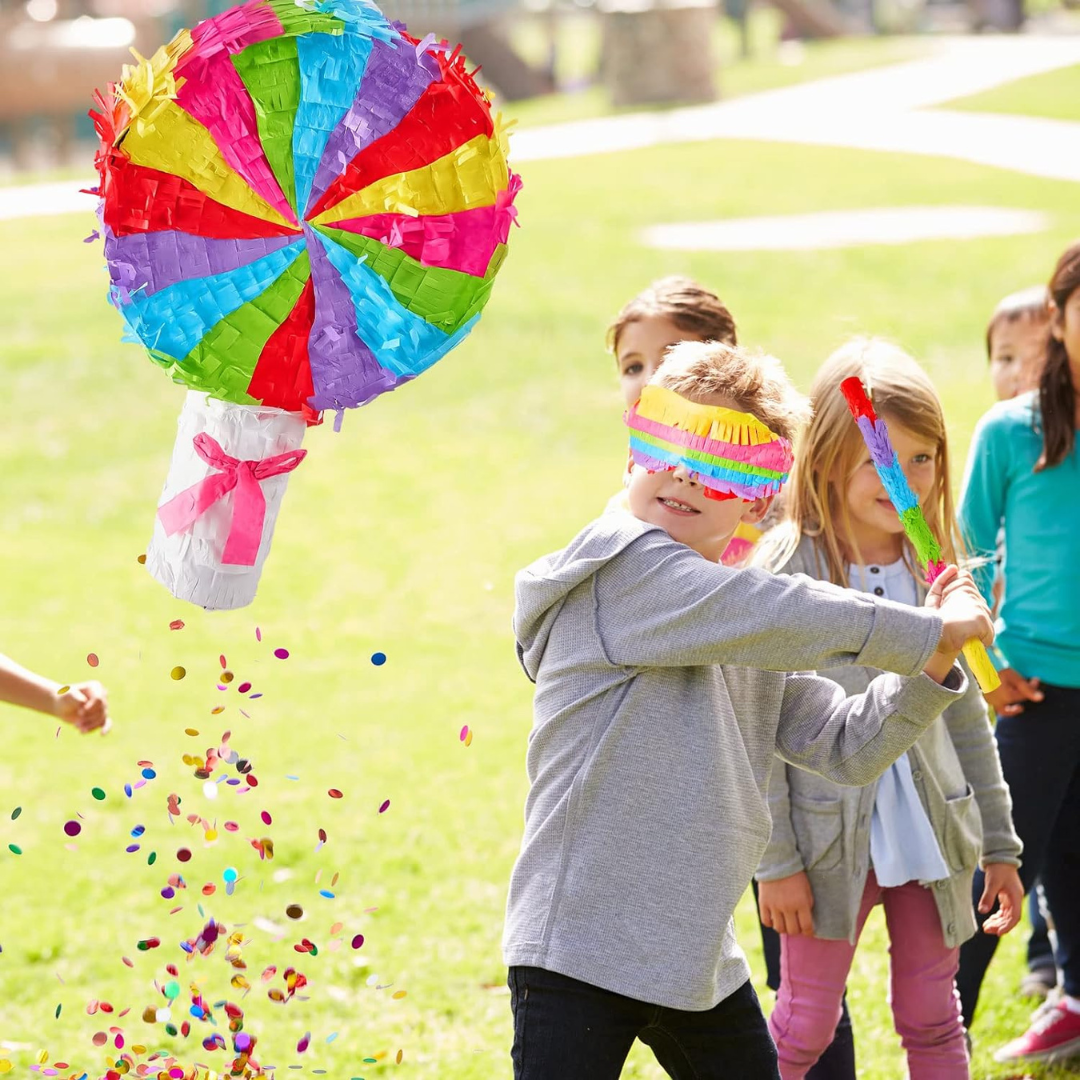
[768, 870, 970, 1080]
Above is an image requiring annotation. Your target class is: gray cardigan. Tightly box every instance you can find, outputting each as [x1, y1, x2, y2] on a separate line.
[756, 538, 1022, 947]
[507, 514, 967, 1011]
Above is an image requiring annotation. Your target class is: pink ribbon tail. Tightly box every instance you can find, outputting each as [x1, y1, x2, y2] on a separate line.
[157, 433, 307, 567]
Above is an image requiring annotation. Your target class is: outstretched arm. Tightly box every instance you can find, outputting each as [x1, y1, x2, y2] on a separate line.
[0, 653, 111, 733]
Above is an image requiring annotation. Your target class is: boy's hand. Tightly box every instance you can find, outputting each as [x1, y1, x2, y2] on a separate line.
[985, 668, 1043, 717]
[53, 682, 111, 734]
[758, 871, 814, 936]
[923, 566, 994, 683]
[979, 863, 1024, 936]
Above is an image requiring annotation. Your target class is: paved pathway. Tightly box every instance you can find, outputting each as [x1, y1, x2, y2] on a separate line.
[513, 34, 1080, 182]
[1, 33, 1078, 223]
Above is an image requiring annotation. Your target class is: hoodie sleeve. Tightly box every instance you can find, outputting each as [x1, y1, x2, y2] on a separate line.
[595, 530, 943, 678]
[756, 761, 806, 882]
[775, 667, 967, 787]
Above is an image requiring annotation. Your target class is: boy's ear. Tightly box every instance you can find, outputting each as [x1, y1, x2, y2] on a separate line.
[741, 494, 773, 525]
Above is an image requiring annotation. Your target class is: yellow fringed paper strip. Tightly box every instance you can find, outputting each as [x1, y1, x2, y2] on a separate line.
[121, 98, 296, 230]
[313, 130, 510, 225]
[636, 385, 784, 448]
[114, 31, 193, 138]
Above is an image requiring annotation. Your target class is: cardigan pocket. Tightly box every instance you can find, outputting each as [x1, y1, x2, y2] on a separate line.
[790, 794, 844, 872]
[942, 785, 983, 873]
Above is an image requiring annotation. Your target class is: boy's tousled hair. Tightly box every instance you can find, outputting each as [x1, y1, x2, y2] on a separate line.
[986, 284, 1050, 359]
[1037, 241, 1080, 471]
[608, 277, 737, 354]
[756, 337, 960, 586]
[650, 340, 810, 445]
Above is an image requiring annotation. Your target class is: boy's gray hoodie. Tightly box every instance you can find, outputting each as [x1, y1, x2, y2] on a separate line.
[505, 513, 966, 1011]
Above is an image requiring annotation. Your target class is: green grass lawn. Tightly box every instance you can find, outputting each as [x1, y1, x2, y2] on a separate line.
[2, 134, 1080, 1080]
[504, 11, 930, 128]
[942, 62, 1080, 123]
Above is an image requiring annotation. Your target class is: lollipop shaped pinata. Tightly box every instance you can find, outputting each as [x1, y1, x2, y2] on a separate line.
[92, 0, 520, 610]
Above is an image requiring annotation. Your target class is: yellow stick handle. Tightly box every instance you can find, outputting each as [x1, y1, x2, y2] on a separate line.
[962, 640, 1001, 694]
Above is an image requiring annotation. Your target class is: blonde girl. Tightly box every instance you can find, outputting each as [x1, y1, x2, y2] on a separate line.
[755, 338, 1023, 1079]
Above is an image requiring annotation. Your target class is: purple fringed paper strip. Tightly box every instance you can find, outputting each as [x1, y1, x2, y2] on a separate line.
[104, 228, 296, 298]
[304, 36, 440, 216]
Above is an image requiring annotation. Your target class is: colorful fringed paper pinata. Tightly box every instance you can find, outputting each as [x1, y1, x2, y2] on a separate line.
[91, 0, 520, 610]
[839, 376, 1000, 693]
[626, 385, 794, 502]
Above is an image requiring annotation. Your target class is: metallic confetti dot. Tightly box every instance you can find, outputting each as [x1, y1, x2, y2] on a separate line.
[219, 655, 227, 669]
[319, 890, 335, 900]
[91, 788, 105, 801]
[274, 648, 290, 660]
[184, 728, 199, 737]
[459, 725, 469, 742]
[211, 706, 225, 715]
[238, 682, 252, 694]
[126, 844, 140, 853]
[371, 652, 387, 666]
[137, 554, 147, 565]
[57, 686, 70, 695]
[223, 867, 238, 884]
[318, 828, 327, 843]
[131, 825, 145, 837]
[392, 990, 407, 1000]
[286, 904, 304, 920]
[328, 789, 343, 800]
[54, 1003, 62, 1018]
[87, 653, 99, 668]
[379, 800, 390, 814]
[255, 627, 262, 642]
[9, 844, 23, 855]
[63, 821, 81, 837]
[351, 934, 364, 949]
[261, 811, 272, 826]
[176, 848, 192, 863]
[465, 729, 474, 746]
[171, 667, 186, 681]
[148, 851, 157, 865]
[141, 768, 156, 779]
[297, 1033, 311, 1054]
[169, 620, 185, 631]
[92, 1033, 107, 1047]
[397, 1050, 404, 1065]
[10, 807, 21, 820]
[221, 671, 235, 684]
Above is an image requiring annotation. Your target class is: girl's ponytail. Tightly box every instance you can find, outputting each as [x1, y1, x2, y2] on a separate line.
[1036, 242, 1080, 472]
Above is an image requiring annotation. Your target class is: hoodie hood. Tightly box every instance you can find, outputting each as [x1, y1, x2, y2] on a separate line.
[514, 512, 652, 682]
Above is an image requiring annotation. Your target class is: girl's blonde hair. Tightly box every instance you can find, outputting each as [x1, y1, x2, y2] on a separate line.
[757, 338, 960, 586]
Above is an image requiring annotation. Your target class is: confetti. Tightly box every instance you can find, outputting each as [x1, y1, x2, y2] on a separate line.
[91, 788, 105, 801]
[261, 811, 272, 825]
[223, 867, 238, 884]
[371, 652, 387, 666]
[465, 729, 474, 747]
[176, 848, 192, 863]
[87, 653, 99, 668]
[169, 620, 185, 631]
[57, 685, 70, 695]
[351, 935, 364, 949]
[460, 725, 469, 742]
[184, 728, 199, 736]
[10, 807, 21, 820]
[274, 648, 290, 660]
[221, 671, 235, 684]
[286, 904, 304, 920]
[319, 890, 334, 900]
[328, 789, 343, 800]
[137, 554, 147, 564]
[255, 627, 262, 643]
[379, 800, 390, 814]
[8, 845, 22, 855]
[239, 682, 252, 694]
[170, 666, 186, 681]
[392, 990, 408, 1000]
[63, 821, 81, 837]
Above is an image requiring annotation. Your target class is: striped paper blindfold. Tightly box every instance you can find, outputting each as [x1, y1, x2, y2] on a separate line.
[625, 385, 794, 501]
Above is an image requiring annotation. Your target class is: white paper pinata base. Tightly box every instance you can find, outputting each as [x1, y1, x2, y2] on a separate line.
[146, 392, 307, 611]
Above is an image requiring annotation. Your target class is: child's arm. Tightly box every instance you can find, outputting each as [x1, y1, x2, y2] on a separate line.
[597, 531, 945, 678]
[598, 532, 991, 683]
[940, 662, 1024, 936]
[0, 654, 111, 733]
[756, 763, 816, 936]
[775, 668, 964, 787]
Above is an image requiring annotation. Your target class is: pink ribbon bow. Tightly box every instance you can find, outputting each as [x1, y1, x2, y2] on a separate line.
[157, 433, 307, 567]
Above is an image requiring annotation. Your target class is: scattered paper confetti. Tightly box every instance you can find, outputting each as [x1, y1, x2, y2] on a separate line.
[170, 666, 186, 681]
[371, 652, 387, 666]
[274, 648, 290, 660]
[169, 620, 185, 631]
[86, 653, 99, 668]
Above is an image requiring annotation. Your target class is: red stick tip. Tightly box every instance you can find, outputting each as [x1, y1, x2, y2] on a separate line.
[839, 377, 876, 422]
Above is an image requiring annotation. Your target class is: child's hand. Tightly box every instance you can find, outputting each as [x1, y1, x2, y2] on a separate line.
[979, 863, 1024, 936]
[985, 668, 1043, 717]
[758, 871, 815, 936]
[923, 566, 994, 683]
[53, 682, 111, 734]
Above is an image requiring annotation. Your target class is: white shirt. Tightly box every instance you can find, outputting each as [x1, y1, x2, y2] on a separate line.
[849, 559, 951, 887]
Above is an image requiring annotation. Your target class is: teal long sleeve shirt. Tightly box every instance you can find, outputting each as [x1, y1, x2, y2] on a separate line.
[959, 392, 1080, 687]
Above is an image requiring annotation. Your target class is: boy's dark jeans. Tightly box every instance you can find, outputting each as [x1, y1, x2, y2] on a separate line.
[508, 965, 779, 1079]
[957, 682, 1080, 1027]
